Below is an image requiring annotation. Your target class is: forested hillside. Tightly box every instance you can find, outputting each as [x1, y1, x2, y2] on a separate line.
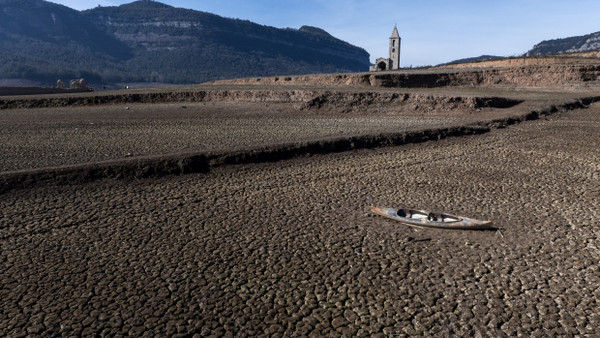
[0, 0, 370, 85]
[527, 31, 600, 56]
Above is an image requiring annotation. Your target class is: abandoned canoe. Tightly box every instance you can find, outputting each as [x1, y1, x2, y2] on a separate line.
[370, 206, 493, 230]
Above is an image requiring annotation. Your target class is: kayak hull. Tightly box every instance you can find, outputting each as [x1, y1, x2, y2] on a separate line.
[371, 206, 493, 230]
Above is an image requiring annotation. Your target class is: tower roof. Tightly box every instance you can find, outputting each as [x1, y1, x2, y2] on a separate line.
[390, 25, 400, 39]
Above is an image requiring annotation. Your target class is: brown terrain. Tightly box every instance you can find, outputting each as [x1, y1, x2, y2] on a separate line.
[1, 54, 600, 336]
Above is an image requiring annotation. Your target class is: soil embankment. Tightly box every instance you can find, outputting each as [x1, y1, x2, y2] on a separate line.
[0, 89, 521, 112]
[215, 64, 600, 89]
[216, 54, 600, 89]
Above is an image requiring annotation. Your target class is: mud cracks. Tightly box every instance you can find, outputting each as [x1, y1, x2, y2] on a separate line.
[2, 102, 600, 336]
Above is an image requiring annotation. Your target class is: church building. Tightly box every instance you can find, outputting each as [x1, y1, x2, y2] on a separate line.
[370, 26, 401, 71]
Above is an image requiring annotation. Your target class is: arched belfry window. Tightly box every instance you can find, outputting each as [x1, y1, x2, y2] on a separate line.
[392, 40, 396, 47]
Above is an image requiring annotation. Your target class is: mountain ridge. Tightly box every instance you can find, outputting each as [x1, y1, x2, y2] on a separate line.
[0, 0, 370, 85]
[437, 55, 503, 67]
[527, 31, 600, 56]
[441, 31, 600, 67]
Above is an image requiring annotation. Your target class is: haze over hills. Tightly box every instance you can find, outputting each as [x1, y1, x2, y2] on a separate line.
[0, 0, 370, 86]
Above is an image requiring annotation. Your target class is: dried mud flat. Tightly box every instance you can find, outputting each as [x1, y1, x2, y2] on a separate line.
[0, 86, 594, 191]
[1, 99, 600, 335]
[0, 102, 472, 173]
[0, 60, 600, 337]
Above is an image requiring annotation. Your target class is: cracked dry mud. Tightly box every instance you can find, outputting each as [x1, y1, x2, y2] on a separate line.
[1, 103, 600, 336]
[0, 102, 468, 172]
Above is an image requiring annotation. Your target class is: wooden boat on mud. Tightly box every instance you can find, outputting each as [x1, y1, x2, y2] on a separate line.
[370, 206, 493, 230]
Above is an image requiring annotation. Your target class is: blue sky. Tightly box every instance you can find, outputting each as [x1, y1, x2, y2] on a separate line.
[50, 0, 600, 66]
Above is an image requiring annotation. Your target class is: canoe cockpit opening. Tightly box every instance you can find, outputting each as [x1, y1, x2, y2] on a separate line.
[441, 215, 460, 223]
[410, 211, 429, 220]
[394, 209, 461, 223]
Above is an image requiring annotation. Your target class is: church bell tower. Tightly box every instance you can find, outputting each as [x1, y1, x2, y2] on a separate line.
[389, 25, 401, 70]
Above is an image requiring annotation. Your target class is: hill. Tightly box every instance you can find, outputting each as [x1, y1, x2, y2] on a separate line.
[527, 31, 600, 56]
[440, 31, 600, 67]
[0, 0, 370, 85]
[437, 55, 503, 67]
[0, 0, 131, 84]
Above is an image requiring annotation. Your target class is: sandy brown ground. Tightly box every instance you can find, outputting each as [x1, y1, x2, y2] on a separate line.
[1, 101, 599, 336]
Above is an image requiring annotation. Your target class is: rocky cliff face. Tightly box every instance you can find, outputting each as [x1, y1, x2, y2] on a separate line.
[84, 2, 370, 81]
[0, 0, 370, 85]
[527, 32, 600, 56]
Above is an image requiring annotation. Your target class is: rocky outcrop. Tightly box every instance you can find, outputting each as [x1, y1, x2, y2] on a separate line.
[69, 78, 91, 91]
[0, 78, 93, 97]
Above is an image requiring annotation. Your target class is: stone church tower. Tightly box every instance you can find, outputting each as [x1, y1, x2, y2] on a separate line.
[370, 25, 402, 71]
[388, 26, 401, 70]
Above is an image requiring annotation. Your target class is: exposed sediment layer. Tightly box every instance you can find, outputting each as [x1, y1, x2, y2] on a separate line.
[2, 97, 597, 194]
[300, 92, 522, 113]
[374, 65, 600, 88]
[216, 64, 600, 89]
[0, 89, 521, 112]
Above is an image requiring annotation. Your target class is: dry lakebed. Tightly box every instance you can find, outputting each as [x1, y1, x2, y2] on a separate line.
[1, 63, 600, 336]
